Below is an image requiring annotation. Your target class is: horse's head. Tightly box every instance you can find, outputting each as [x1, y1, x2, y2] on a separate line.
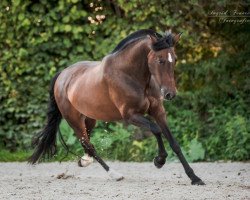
[147, 32, 181, 100]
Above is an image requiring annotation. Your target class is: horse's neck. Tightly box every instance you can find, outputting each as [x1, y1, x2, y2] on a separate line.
[116, 40, 151, 86]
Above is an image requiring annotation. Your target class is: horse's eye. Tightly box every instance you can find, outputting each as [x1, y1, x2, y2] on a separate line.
[157, 59, 165, 65]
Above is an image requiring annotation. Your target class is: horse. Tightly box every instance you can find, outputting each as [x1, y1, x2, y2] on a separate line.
[28, 29, 205, 185]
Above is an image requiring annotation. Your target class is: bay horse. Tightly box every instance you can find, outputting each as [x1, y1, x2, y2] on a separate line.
[29, 29, 205, 185]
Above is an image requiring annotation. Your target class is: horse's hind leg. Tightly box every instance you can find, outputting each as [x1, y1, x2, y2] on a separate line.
[81, 117, 124, 180]
[59, 102, 124, 180]
[78, 117, 96, 167]
[60, 108, 92, 165]
[85, 117, 96, 138]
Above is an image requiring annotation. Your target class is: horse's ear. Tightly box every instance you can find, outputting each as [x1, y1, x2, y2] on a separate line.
[147, 35, 157, 51]
[173, 32, 182, 46]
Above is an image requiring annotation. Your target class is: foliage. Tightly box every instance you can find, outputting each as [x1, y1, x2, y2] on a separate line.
[0, 149, 30, 162]
[186, 138, 205, 162]
[0, 0, 249, 161]
[205, 100, 250, 160]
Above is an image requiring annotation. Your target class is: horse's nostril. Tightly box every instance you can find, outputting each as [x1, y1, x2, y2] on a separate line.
[165, 93, 172, 100]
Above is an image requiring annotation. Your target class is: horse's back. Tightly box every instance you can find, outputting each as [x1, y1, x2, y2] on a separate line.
[67, 61, 101, 73]
[54, 60, 101, 96]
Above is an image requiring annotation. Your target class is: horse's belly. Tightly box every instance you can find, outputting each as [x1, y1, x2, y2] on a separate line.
[79, 103, 122, 121]
[69, 82, 122, 121]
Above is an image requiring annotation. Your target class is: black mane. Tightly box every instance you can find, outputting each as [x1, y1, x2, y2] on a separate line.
[111, 29, 174, 53]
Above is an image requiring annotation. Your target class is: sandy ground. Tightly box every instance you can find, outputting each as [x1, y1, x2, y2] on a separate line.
[0, 161, 249, 200]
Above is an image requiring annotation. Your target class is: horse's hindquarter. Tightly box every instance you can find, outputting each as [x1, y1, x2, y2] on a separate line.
[66, 61, 122, 121]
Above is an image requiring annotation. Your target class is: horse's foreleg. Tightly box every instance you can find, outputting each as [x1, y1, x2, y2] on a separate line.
[127, 114, 167, 168]
[154, 134, 168, 168]
[148, 104, 169, 168]
[127, 112, 204, 185]
[155, 117, 205, 185]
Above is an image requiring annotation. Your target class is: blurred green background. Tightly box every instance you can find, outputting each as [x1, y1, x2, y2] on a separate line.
[0, 0, 249, 162]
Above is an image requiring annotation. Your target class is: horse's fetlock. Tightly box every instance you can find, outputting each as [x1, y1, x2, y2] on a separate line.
[159, 152, 168, 158]
[186, 169, 195, 177]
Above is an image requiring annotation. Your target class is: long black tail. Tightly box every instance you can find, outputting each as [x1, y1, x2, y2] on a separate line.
[28, 72, 62, 164]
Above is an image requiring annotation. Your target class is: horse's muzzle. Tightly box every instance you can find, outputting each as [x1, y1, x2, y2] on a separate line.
[161, 88, 176, 100]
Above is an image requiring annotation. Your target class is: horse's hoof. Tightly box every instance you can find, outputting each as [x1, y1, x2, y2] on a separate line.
[191, 179, 205, 185]
[78, 154, 93, 167]
[153, 156, 165, 169]
[108, 168, 124, 181]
